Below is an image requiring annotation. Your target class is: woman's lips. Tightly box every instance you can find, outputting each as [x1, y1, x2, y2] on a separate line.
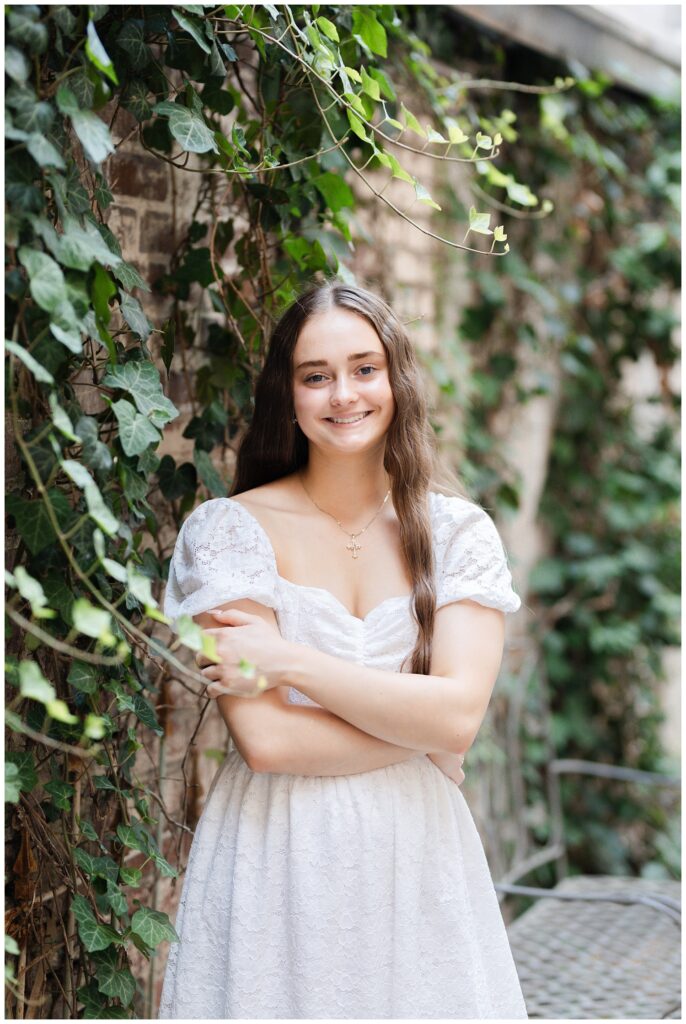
[324, 411, 373, 427]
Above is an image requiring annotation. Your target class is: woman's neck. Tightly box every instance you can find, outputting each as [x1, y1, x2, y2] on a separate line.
[298, 451, 391, 520]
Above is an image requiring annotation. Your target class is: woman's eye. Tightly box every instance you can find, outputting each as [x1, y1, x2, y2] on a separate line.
[304, 366, 377, 384]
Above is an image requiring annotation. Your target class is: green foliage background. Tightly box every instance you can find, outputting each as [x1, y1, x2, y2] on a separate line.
[5, 3, 680, 1017]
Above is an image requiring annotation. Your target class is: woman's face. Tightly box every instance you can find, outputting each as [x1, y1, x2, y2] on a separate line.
[292, 307, 396, 453]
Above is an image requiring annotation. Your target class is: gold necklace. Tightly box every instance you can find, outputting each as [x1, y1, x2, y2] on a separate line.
[297, 472, 391, 560]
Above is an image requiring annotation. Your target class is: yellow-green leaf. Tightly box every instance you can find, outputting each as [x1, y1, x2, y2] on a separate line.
[315, 16, 339, 42]
[346, 109, 369, 142]
[401, 104, 425, 138]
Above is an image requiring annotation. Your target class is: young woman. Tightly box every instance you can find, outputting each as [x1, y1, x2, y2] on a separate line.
[158, 282, 527, 1019]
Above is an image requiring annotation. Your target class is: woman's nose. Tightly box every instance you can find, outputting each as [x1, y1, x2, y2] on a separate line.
[331, 377, 357, 404]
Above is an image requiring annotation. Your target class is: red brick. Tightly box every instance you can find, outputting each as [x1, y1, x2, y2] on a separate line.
[140, 211, 175, 254]
[110, 153, 169, 202]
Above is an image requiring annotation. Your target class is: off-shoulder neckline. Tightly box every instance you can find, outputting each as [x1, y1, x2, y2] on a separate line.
[218, 492, 449, 624]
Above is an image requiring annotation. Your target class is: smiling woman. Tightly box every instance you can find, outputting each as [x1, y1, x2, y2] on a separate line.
[159, 281, 527, 1019]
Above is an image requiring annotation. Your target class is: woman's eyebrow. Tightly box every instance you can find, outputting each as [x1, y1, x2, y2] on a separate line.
[295, 350, 383, 370]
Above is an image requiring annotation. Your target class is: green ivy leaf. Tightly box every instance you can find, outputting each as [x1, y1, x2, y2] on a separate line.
[154, 101, 218, 154]
[44, 778, 74, 811]
[85, 21, 119, 85]
[62, 459, 119, 536]
[312, 171, 354, 213]
[113, 259, 149, 293]
[346, 109, 369, 142]
[103, 363, 179, 426]
[119, 865, 141, 886]
[119, 293, 153, 341]
[117, 692, 163, 735]
[111, 399, 162, 456]
[19, 660, 55, 704]
[7, 8, 48, 55]
[415, 181, 441, 211]
[71, 894, 122, 953]
[172, 8, 212, 53]
[115, 21, 149, 70]
[17, 247, 66, 313]
[506, 180, 538, 207]
[193, 447, 226, 498]
[25, 133, 66, 169]
[468, 207, 493, 236]
[50, 323, 82, 354]
[58, 87, 115, 165]
[130, 907, 179, 949]
[53, 217, 122, 272]
[315, 16, 339, 42]
[71, 599, 115, 643]
[10, 566, 54, 618]
[352, 8, 387, 57]
[5, 763, 21, 804]
[5, 340, 54, 385]
[5, 46, 30, 85]
[92, 946, 136, 1005]
[76, 416, 113, 472]
[103, 879, 129, 919]
[46, 698, 79, 725]
[400, 104, 425, 138]
[122, 80, 152, 122]
[6, 490, 72, 556]
[5, 752, 38, 798]
[68, 661, 99, 695]
[360, 66, 381, 102]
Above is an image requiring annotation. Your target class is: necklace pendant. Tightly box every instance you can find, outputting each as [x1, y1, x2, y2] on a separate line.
[347, 536, 362, 559]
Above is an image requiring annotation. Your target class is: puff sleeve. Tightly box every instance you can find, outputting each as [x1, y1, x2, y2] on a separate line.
[433, 493, 521, 614]
[163, 499, 280, 628]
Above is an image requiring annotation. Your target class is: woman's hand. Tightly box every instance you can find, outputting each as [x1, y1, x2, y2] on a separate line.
[195, 607, 295, 699]
[428, 751, 465, 786]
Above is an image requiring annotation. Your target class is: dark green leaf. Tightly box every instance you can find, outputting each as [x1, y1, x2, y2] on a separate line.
[312, 171, 354, 212]
[130, 907, 179, 948]
[71, 894, 121, 952]
[76, 416, 113, 472]
[111, 400, 162, 457]
[93, 946, 136, 1004]
[5, 340, 55, 384]
[154, 101, 218, 154]
[116, 21, 149, 70]
[119, 293, 153, 341]
[5, 46, 31, 84]
[17, 247, 66, 313]
[194, 447, 226, 497]
[103, 362, 178, 425]
[172, 8, 211, 53]
[68, 661, 99, 695]
[44, 778, 74, 811]
[6, 752, 38, 796]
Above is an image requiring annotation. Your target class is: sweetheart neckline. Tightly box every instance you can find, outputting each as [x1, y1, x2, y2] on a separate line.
[222, 496, 427, 624]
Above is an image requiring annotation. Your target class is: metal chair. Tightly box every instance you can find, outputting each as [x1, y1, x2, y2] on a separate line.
[495, 759, 681, 1019]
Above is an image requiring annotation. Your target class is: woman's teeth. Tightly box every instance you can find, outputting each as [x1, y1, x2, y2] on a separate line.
[326, 412, 372, 424]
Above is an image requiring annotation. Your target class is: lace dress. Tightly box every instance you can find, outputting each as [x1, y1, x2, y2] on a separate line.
[158, 491, 528, 1020]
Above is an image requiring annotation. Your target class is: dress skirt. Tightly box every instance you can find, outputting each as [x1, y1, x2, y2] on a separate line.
[158, 750, 528, 1019]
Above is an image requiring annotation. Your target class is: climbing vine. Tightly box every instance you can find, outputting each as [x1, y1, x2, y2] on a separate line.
[5, 4, 565, 1017]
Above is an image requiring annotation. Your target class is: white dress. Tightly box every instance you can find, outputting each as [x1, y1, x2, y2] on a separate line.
[158, 491, 528, 1020]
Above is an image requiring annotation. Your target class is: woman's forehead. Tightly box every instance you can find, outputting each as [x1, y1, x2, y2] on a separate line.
[294, 308, 383, 358]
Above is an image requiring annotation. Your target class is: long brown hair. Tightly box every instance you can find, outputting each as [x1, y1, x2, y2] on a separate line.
[231, 281, 466, 674]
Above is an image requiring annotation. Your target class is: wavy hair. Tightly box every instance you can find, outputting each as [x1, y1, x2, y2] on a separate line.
[230, 281, 467, 674]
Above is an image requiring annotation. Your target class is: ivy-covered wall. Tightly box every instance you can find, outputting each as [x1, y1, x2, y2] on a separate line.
[5, 4, 679, 1018]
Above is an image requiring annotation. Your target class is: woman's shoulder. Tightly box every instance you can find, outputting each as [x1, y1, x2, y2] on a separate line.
[429, 489, 490, 530]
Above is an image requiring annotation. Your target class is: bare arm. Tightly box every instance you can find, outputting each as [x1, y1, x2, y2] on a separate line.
[284, 599, 507, 756]
[194, 600, 428, 776]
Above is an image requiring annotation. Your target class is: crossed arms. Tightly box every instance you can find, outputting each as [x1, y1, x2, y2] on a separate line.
[193, 596, 506, 778]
